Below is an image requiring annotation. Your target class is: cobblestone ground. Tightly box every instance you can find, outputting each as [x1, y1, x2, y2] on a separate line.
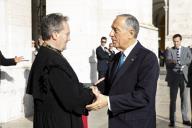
[0, 68, 191, 128]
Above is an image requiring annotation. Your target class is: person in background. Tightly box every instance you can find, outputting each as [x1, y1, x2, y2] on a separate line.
[159, 48, 165, 67]
[34, 36, 44, 52]
[108, 43, 115, 61]
[187, 60, 192, 126]
[96, 36, 110, 79]
[0, 51, 24, 66]
[32, 36, 44, 61]
[26, 13, 95, 128]
[188, 45, 192, 54]
[166, 34, 192, 127]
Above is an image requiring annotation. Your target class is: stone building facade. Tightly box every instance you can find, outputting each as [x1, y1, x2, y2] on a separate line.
[153, 0, 192, 49]
[166, 0, 192, 47]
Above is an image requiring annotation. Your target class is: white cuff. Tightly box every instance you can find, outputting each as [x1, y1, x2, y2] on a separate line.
[107, 96, 111, 110]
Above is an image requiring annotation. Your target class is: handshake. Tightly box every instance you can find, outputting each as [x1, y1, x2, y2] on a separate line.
[86, 77, 109, 111]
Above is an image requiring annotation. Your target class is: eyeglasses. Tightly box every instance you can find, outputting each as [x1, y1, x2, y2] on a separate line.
[101, 40, 107, 43]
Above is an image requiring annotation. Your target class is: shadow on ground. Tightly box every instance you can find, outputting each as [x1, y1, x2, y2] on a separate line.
[157, 115, 188, 128]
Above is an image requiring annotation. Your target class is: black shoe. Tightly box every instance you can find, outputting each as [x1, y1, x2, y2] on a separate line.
[168, 121, 175, 127]
[183, 121, 191, 126]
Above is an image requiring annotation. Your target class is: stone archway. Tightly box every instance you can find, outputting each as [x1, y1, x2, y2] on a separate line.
[153, 0, 166, 50]
[32, 0, 46, 41]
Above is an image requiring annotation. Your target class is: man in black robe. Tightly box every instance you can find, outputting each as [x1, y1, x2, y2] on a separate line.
[26, 13, 95, 128]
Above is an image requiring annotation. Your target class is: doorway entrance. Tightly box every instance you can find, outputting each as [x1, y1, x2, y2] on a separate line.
[31, 0, 46, 41]
[153, 0, 166, 51]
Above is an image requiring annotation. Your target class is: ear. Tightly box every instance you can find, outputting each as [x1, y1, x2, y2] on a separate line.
[129, 29, 135, 37]
[52, 32, 59, 40]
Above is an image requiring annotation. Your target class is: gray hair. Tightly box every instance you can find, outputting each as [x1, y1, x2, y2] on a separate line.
[41, 13, 68, 40]
[117, 14, 139, 38]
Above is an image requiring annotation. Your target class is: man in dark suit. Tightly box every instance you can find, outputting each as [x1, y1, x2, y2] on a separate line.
[26, 13, 95, 128]
[108, 43, 115, 61]
[166, 34, 192, 127]
[96, 36, 110, 79]
[87, 14, 159, 128]
[187, 61, 192, 125]
[0, 51, 24, 66]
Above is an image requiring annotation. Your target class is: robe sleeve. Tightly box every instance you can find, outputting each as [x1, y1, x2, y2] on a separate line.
[48, 66, 94, 115]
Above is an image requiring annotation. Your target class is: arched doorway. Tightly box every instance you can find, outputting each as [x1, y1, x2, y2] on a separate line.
[32, 0, 46, 41]
[153, 0, 166, 51]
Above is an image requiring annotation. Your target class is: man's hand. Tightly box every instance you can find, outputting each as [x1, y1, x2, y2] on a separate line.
[89, 86, 100, 97]
[86, 86, 108, 111]
[14, 56, 24, 63]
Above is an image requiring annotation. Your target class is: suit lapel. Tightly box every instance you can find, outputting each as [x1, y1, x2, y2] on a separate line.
[180, 47, 184, 62]
[173, 46, 184, 61]
[172, 47, 177, 60]
[110, 52, 121, 81]
[99, 46, 104, 52]
[111, 42, 141, 87]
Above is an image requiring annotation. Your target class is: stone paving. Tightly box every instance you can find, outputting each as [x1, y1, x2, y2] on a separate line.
[0, 67, 191, 128]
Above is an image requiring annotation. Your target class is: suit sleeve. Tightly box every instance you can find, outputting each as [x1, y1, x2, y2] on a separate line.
[181, 48, 192, 66]
[165, 49, 175, 69]
[188, 61, 192, 87]
[109, 52, 159, 114]
[0, 51, 16, 66]
[48, 67, 95, 115]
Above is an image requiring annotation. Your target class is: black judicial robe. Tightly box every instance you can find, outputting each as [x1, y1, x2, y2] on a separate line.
[26, 46, 94, 128]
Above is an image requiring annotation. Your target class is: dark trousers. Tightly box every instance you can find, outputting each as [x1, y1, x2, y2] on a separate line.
[169, 78, 189, 122]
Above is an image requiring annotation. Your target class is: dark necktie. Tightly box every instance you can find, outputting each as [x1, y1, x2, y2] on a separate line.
[112, 53, 126, 80]
[176, 48, 180, 64]
[118, 53, 126, 69]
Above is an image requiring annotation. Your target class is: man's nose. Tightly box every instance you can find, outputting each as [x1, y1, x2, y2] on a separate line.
[109, 30, 114, 37]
